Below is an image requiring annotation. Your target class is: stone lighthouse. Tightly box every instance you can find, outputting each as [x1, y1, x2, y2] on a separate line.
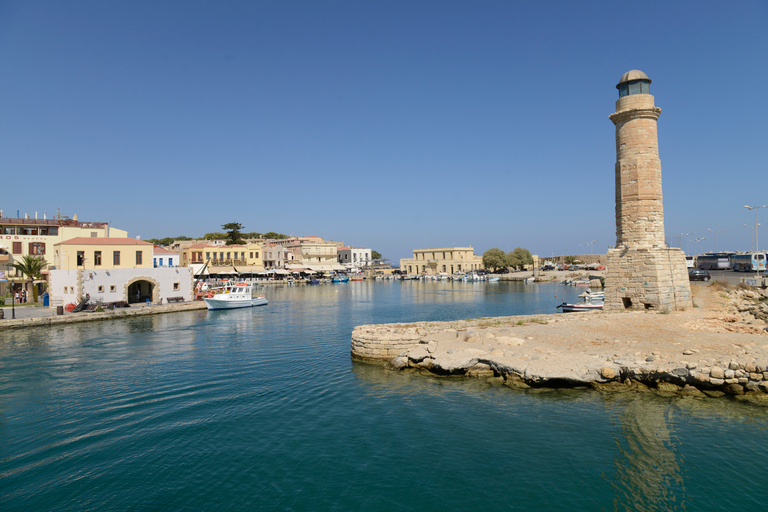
[603, 70, 692, 311]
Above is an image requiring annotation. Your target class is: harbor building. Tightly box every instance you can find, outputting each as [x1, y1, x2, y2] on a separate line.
[0, 211, 128, 296]
[337, 247, 373, 271]
[400, 247, 483, 276]
[604, 70, 691, 311]
[49, 237, 193, 306]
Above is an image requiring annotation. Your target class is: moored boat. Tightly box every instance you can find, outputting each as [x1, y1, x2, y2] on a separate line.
[556, 299, 603, 312]
[204, 283, 268, 310]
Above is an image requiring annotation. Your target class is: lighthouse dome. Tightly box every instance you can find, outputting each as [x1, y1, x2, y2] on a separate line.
[617, 70, 651, 97]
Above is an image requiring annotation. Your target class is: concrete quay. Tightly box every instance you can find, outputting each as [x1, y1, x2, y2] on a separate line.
[351, 284, 768, 400]
[0, 301, 208, 330]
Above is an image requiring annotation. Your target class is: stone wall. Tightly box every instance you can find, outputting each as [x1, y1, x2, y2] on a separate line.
[604, 247, 692, 311]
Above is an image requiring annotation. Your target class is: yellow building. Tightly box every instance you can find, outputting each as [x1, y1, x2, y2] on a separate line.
[400, 247, 483, 275]
[53, 237, 154, 270]
[0, 213, 128, 294]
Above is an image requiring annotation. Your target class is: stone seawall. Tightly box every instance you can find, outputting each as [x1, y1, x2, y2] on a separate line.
[351, 285, 768, 399]
[0, 302, 208, 330]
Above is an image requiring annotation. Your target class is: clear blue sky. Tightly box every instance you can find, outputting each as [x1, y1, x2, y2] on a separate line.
[2, 0, 766, 263]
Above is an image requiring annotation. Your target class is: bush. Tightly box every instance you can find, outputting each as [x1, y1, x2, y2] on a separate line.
[0, 297, 4, 306]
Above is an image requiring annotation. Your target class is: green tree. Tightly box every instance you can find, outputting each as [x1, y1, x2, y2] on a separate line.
[222, 223, 246, 245]
[482, 248, 510, 271]
[371, 250, 382, 260]
[508, 247, 533, 270]
[10, 255, 48, 302]
[203, 232, 227, 240]
[262, 232, 288, 240]
[564, 255, 576, 265]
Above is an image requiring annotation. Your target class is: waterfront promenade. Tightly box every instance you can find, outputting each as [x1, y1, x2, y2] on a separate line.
[0, 301, 207, 329]
[352, 283, 768, 398]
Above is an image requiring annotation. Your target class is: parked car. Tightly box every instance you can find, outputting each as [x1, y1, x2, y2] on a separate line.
[477, 269, 488, 275]
[688, 269, 711, 282]
[495, 268, 510, 274]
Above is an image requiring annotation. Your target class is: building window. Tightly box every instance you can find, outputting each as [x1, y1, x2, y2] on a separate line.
[250, 252, 253, 258]
[94, 251, 102, 266]
[159, 258, 163, 267]
[173, 282, 180, 291]
[77, 251, 85, 266]
[98, 285, 104, 292]
[90, 232, 97, 237]
[226, 252, 231, 260]
[206, 252, 211, 261]
[12, 242, 21, 254]
[113, 251, 121, 265]
[136, 251, 143, 265]
[110, 285, 116, 292]
[29, 242, 46, 255]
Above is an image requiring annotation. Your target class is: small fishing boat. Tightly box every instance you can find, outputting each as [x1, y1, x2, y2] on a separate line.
[556, 298, 603, 313]
[204, 283, 268, 310]
[331, 276, 349, 283]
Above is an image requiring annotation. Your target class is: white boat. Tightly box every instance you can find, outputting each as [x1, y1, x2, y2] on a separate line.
[578, 290, 605, 300]
[556, 298, 603, 312]
[204, 283, 268, 310]
[524, 276, 535, 284]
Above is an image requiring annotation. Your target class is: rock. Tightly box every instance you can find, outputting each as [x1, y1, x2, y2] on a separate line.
[407, 346, 430, 363]
[724, 384, 745, 395]
[391, 356, 409, 369]
[682, 349, 694, 355]
[646, 355, 655, 362]
[687, 362, 698, 370]
[710, 366, 725, 379]
[710, 378, 725, 386]
[724, 369, 735, 379]
[759, 381, 768, 392]
[430, 348, 487, 374]
[750, 373, 763, 381]
[695, 373, 710, 383]
[496, 336, 526, 346]
[427, 341, 438, 353]
[703, 390, 726, 398]
[745, 362, 757, 373]
[729, 361, 741, 370]
[656, 382, 681, 393]
[682, 385, 704, 395]
[601, 367, 617, 379]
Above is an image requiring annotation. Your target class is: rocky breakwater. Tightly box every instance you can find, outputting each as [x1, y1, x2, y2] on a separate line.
[351, 284, 768, 399]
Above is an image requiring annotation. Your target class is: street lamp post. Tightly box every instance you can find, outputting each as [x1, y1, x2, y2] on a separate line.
[707, 228, 725, 253]
[745, 205, 767, 276]
[680, 232, 694, 255]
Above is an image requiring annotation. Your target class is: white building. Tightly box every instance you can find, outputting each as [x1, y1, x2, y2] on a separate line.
[337, 247, 372, 271]
[153, 246, 179, 268]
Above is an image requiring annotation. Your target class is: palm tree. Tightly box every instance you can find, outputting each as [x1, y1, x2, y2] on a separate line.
[10, 255, 48, 302]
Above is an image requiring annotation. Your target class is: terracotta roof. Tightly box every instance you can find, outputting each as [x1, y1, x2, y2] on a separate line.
[153, 246, 177, 255]
[55, 237, 153, 246]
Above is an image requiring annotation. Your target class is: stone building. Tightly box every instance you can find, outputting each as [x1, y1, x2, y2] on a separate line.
[400, 247, 483, 275]
[604, 70, 692, 311]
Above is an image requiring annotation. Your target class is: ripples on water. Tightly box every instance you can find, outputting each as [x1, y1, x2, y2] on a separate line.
[1, 281, 767, 511]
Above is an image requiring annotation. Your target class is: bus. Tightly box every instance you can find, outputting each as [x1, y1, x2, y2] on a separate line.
[697, 253, 732, 270]
[685, 256, 695, 268]
[730, 253, 767, 272]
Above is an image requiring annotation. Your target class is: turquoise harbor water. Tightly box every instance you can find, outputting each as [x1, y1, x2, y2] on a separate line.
[2, 281, 768, 511]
